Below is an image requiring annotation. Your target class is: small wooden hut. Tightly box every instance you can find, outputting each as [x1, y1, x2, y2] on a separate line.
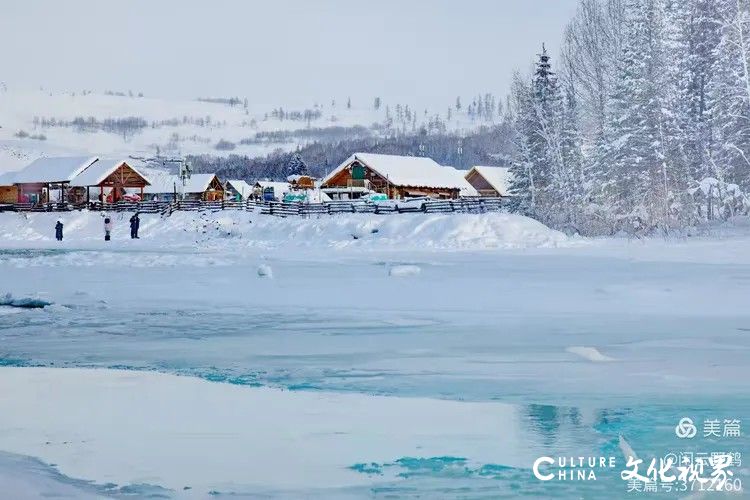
[464, 166, 513, 197]
[225, 180, 254, 200]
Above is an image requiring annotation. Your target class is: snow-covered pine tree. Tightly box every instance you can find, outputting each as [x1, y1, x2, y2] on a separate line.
[508, 45, 565, 223]
[600, 0, 680, 233]
[287, 153, 309, 177]
[710, 0, 750, 191]
[670, 0, 722, 183]
[558, 70, 587, 231]
[508, 73, 538, 215]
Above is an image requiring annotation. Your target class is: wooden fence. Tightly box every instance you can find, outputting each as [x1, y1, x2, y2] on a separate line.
[1, 197, 505, 217]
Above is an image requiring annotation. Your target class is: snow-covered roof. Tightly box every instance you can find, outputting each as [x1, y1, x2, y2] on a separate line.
[322, 153, 467, 190]
[444, 167, 479, 197]
[142, 172, 177, 194]
[69, 159, 151, 187]
[144, 173, 220, 194]
[225, 179, 254, 198]
[184, 173, 221, 193]
[467, 166, 513, 196]
[0, 171, 16, 185]
[11, 156, 98, 184]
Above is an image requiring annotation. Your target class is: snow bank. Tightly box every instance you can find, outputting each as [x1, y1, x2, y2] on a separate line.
[389, 264, 421, 277]
[566, 346, 615, 362]
[257, 263, 273, 278]
[0, 367, 533, 496]
[0, 210, 568, 251]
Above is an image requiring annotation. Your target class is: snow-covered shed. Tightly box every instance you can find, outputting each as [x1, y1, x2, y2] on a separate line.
[144, 173, 224, 201]
[321, 153, 468, 199]
[225, 180, 254, 200]
[10, 156, 98, 204]
[465, 166, 513, 197]
[444, 167, 479, 197]
[69, 159, 150, 203]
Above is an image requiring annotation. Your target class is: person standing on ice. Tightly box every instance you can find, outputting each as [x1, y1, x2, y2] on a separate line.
[135, 213, 140, 238]
[129, 213, 139, 239]
[55, 220, 63, 241]
[104, 216, 112, 241]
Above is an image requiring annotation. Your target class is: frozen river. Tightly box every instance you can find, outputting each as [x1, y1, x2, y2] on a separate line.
[1, 212, 749, 498]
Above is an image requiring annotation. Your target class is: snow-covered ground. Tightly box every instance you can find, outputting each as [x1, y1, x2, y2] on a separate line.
[1, 211, 749, 497]
[0, 210, 569, 252]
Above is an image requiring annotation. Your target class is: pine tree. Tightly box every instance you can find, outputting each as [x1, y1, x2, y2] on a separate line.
[710, 0, 750, 190]
[598, 0, 679, 232]
[509, 45, 564, 221]
[509, 74, 538, 215]
[559, 75, 587, 230]
[287, 153, 309, 176]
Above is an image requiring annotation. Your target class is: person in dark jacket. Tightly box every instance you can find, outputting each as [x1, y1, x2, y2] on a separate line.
[129, 213, 141, 239]
[55, 220, 63, 241]
[104, 217, 112, 241]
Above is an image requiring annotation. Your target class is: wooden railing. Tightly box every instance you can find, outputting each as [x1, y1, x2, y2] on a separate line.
[5, 197, 506, 217]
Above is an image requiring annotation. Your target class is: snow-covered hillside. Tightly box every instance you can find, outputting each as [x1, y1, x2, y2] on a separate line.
[0, 84, 502, 173]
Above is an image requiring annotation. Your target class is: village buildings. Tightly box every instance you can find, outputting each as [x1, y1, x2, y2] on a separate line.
[1, 152, 511, 208]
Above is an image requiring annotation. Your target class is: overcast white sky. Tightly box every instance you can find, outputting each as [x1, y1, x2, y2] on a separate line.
[1, 0, 579, 107]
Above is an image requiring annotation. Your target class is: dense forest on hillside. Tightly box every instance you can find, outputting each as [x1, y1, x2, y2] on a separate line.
[188, 123, 514, 181]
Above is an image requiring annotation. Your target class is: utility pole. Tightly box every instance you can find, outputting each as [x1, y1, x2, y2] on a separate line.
[129, 155, 190, 200]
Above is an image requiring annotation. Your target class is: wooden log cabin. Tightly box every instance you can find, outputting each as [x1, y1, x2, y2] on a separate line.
[320, 153, 468, 200]
[69, 159, 150, 203]
[464, 166, 513, 197]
